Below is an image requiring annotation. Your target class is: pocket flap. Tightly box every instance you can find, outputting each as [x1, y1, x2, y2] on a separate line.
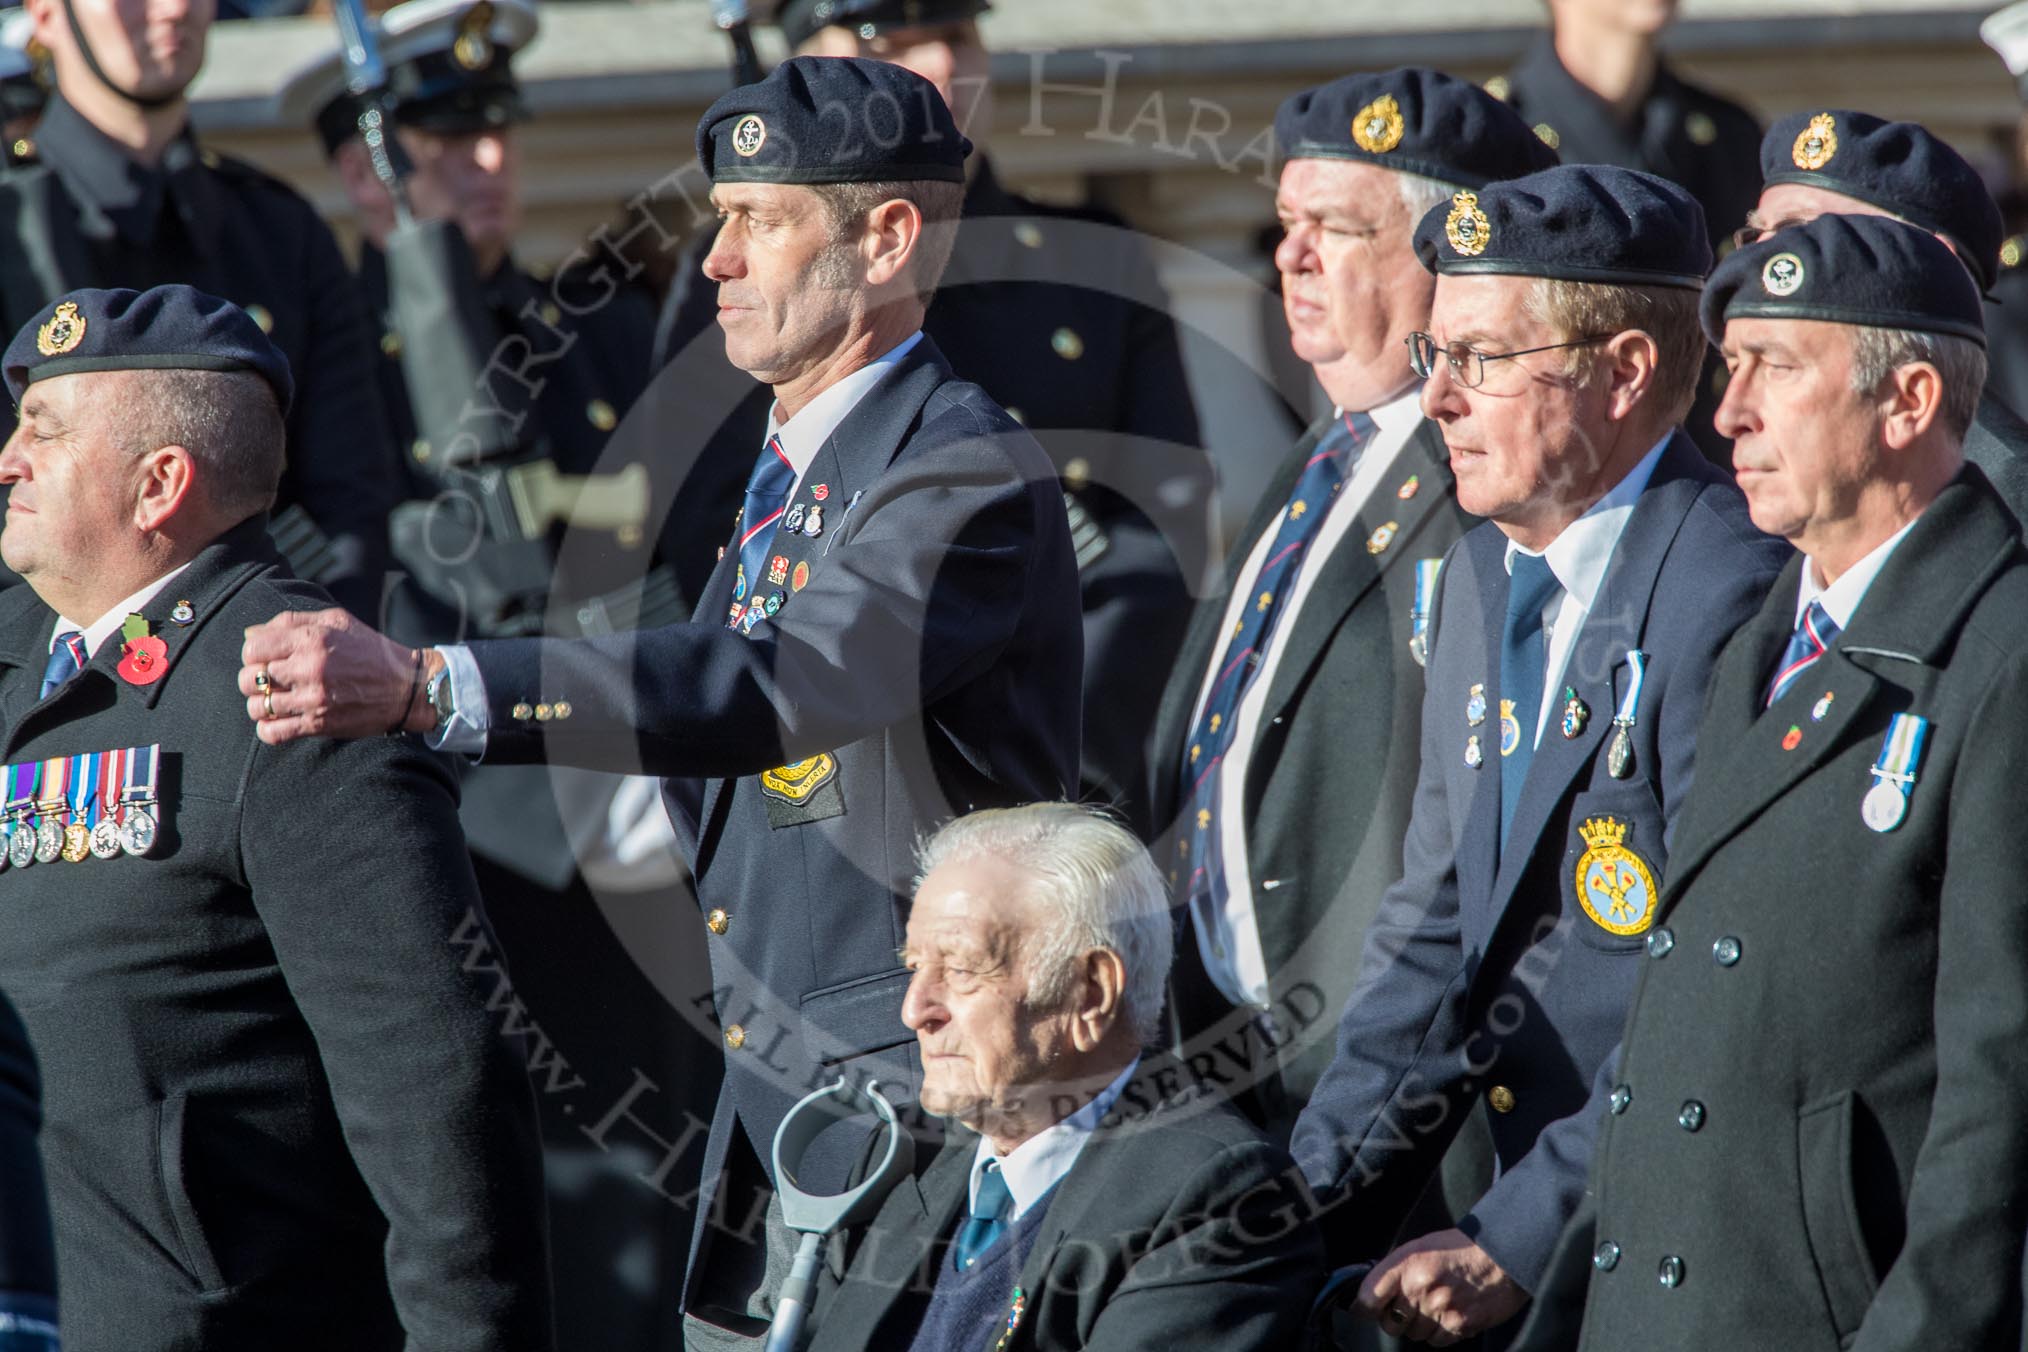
[799, 967, 913, 1066]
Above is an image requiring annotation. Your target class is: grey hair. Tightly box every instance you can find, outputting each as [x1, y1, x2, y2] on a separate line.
[811, 178, 966, 306]
[913, 803, 1173, 1045]
[1396, 170, 1466, 227]
[1847, 326, 1985, 444]
[103, 368, 285, 519]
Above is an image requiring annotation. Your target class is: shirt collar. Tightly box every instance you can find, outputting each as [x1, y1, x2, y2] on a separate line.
[1339, 387, 1426, 437]
[1504, 433, 1670, 608]
[35, 95, 202, 246]
[765, 331, 924, 480]
[52, 562, 194, 659]
[967, 1054, 1140, 1222]
[1796, 515, 1921, 632]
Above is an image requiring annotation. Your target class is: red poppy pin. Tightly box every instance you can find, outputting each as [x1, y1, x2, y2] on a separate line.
[117, 614, 168, 686]
[811, 483, 830, 501]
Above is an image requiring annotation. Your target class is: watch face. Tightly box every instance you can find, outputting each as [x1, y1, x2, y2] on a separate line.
[428, 668, 455, 725]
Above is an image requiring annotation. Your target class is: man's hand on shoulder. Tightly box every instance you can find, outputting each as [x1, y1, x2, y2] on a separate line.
[1350, 1227, 1527, 1346]
[238, 608, 441, 745]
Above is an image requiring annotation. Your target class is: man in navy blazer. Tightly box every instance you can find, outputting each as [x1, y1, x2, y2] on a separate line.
[235, 56, 1083, 1345]
[1290, 165, 1789, 1346]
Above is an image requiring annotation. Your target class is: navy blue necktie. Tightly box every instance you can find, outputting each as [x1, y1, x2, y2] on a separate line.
[40, 630, 86, 699]
[953, 1160, 1012, 1272]
[1498, 553, 1562, 853]
[1178, 413, 1376, 925]
[727, 434, 797, 629]
[1766, 600, 1841, 707]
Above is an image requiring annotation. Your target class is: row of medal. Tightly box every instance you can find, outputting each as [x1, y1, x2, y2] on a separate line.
[3, 745, 161, 867]
[1463, 651, 1650, 778]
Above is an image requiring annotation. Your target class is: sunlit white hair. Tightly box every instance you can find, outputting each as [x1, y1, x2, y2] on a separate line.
[913, 803, 1173, 1045]
[1397, 170, 1467, 229]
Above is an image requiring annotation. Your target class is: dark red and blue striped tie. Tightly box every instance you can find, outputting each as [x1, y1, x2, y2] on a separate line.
[727, 433, 797, 629]
[1178, 411, 1375, 919]
[1766, 599, 1840, 708]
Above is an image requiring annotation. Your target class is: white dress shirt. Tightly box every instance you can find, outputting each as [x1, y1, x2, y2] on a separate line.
[1502, 435, 1669, 749]
[1186, 391, 1425, 1009]
[49, 562, 194, 659]
[966, 1055, 1140, 1223]
[432, 331, 926, 754]
[1794, 516, 1919, 632]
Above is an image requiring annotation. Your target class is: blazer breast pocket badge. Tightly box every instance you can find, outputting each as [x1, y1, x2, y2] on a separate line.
[758, 753, 844, 828]
[1573, 814, 1657, 936]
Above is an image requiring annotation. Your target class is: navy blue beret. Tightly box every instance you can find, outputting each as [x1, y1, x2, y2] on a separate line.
[1759, 110, 2004, 290]
[1701, 214, 1985, 348]
[1275, 67, 1559, 188]
[1413, 164, 1711, 289]
[5, 286, 295, 413]
[778, 0, 989, 50]
[696, 55, 970, 186]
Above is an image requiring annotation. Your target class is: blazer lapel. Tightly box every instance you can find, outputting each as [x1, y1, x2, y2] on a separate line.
[0, 589, 54, 740]
[1147, 419, 1323, 818]
[1656, 467, 2021, 912]
[829, 1131, 970, 1348]
[1486, 435, 1709, 913]
[693, 339, 954, 847]
[1255, 418, 1456, 729]
[1454, 532, 1509, 925]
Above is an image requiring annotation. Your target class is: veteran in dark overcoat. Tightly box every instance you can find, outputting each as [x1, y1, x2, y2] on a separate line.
[1533, 214, 2028, 1352]
[0, 286, 551, 1352]
[1288, 166, 1789, 1347]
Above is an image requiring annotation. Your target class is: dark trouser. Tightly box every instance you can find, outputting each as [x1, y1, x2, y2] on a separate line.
[1319, 1103, 1501, 1352]
[681, 1132, 798, 1351]
[471, 856, 722, 1352]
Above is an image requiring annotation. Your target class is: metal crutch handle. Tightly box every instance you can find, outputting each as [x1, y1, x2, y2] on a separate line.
[762, 1077, 917, 1352]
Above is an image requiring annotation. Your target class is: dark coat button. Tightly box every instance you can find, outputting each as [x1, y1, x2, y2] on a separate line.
[1658, 1255, 1685, 1288]
[1678, 1100, 1706, 1132]
[1646, 927, 1675, 958]
[1594, 1241, 1621, 1271]
[1609, 1084, 1632, 1115]
[1713, 935, 1742, 966]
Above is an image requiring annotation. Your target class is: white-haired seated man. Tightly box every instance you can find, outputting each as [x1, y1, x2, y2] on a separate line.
[814, 802, 1323, 1351]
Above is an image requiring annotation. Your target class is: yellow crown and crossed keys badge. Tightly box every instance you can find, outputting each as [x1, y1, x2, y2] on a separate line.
[1574, 815, 1658, 936]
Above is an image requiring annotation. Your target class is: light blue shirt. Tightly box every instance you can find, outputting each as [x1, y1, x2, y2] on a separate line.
[1502, 434, 1669, 748]
[430, 331, 925, 754]
[966, 1055, 1140, 1222]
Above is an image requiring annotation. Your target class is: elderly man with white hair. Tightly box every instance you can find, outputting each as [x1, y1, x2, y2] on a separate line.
[815, 802, 1324, 1351]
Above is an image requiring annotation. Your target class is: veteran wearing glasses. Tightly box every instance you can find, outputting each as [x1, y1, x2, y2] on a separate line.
[1291, 165, 1787, 1346]
[1526, 210, 2028, 1352]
